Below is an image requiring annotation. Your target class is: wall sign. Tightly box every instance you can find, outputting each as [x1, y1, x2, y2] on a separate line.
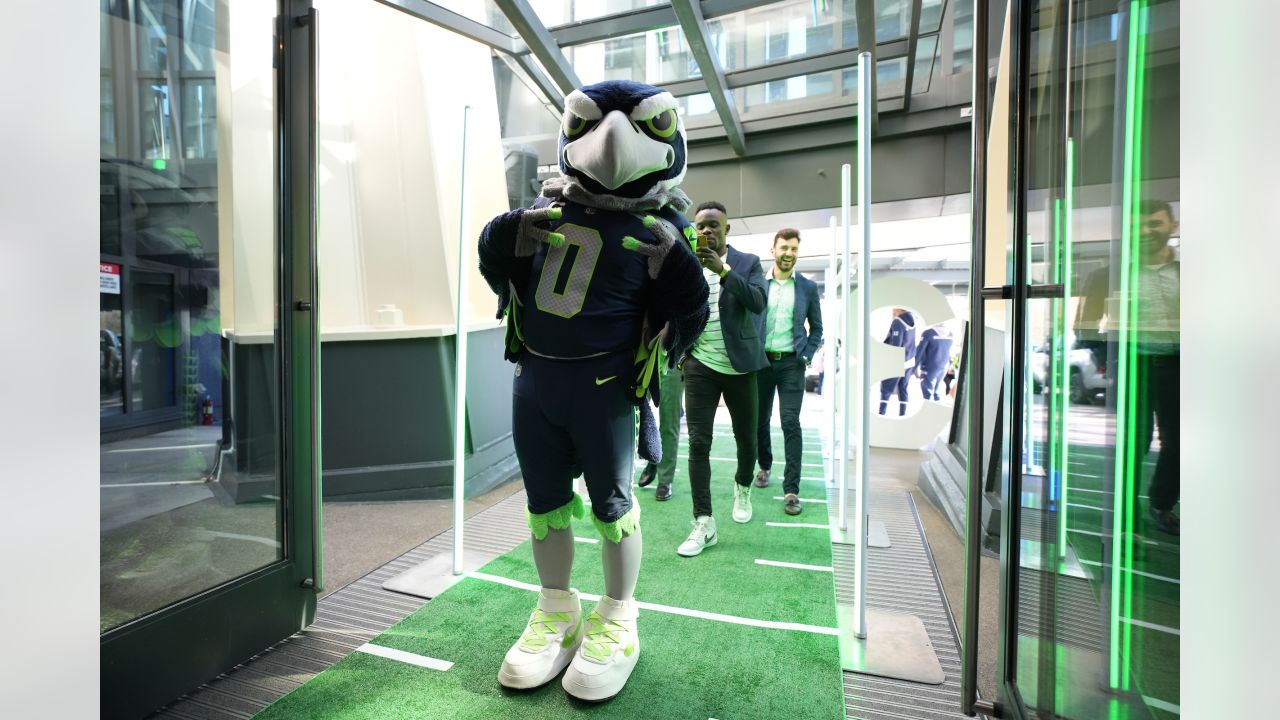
[100, 263, 121, 295]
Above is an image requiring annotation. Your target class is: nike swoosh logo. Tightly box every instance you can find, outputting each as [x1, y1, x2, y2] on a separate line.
[595, 376, 617, 385]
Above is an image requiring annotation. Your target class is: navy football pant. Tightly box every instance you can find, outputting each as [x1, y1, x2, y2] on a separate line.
[512, 350, 636, 524]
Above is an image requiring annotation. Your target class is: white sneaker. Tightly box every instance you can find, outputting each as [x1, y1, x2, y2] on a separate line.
[561, 596, 640, 702]
[732, 482, 753, 523]
[498, 587, 583, 689]
[677, 515, 717, 557]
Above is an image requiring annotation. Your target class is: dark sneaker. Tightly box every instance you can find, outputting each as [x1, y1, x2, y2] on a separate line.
[783, 493, 802, 516]
[754, 469, 771, 488]
[1148, 506, 1180, 536]
[655, 483, 672, 501]
[637, 463, 657, 487]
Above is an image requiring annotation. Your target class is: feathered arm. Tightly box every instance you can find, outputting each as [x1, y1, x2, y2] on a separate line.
[476, 200, 563, 316]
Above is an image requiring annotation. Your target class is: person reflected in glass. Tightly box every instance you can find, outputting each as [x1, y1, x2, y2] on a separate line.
[878, 308, 919, 415]
[1076, 199, 1180, 535]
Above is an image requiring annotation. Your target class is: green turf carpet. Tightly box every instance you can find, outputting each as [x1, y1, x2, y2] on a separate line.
[253, 427, 843, 720]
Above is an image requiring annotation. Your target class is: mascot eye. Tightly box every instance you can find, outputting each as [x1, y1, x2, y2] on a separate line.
[564, 113, 590, 137]
[643, 109, 677, 139]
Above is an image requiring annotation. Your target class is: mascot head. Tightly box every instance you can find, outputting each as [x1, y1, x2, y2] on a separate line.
[557, 80, 687, 200]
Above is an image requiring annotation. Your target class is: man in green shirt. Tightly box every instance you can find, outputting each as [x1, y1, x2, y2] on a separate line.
[753, 229, 823, 516]
[675, 201, 769, 557]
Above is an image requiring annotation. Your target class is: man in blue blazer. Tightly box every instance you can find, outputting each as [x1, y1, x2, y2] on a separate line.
[675, 201, 769, 557]
[753, 229, 823, 516]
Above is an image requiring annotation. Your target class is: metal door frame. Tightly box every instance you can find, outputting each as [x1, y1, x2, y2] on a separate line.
[99, 2, 320, 716]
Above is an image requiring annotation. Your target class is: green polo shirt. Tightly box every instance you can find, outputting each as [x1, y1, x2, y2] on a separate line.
[765, 274, 796, 354]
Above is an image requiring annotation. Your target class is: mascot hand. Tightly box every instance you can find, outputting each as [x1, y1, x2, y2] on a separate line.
[519, 205, 565, 248]
[620, 215, 675, 259]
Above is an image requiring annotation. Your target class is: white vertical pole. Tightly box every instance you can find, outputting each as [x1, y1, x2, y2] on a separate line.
[827, 216, 838, 484]
[452, 105, 472, 576]
[840, 164, 852, 533]
[856, 51, 873, 639]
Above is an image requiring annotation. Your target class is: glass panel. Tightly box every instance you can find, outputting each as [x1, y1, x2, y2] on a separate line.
[140, 79, 173, 160]
[127, 269, 179, 411]
[1012, 1, 1180, 718]
[920, 0, 945, 34]
[101, 283, 125, 416]
[180, 0, 216, 71]
[953, 0, 974, 71]
[715, 0, 857, 69]
[565, 24, 703, 86]
[101, 0, 281, 633]
[530, 0, 665, 27]
[912, 34, 940, 94]
[874, 0, 909, 42]
[135, 0, 171, 73]
[429, 0, 517, 36]
[181, 79, 217, 159]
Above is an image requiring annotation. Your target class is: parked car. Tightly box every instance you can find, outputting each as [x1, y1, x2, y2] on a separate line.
[1030, 342, 1108, 404]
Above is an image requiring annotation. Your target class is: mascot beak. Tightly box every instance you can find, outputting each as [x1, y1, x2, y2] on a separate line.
[564, 110, 675, 191]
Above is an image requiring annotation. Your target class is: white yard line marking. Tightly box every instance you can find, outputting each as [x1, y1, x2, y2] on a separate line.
[1142, 696, 1180, 715]
[772, 496, 827, 504]
[206, 531, 279, 548]
[709, 456, 823, 469]
[356, 643, 453, 671]
[101, 479, 209, 488]
[469, 572, 838, 636]
[1121, 616, 1180, 637]
[1077, 559, 1179, 585]
[755, 559, 833, 573]
[766, 522, 830, 529]
[573, 536, 598, 544]
[106, 443, 217, 453]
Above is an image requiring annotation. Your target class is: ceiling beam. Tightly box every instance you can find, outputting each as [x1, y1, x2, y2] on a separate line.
[662, 39, 911, 97]
[501, 53, 566, 115]
[670, 0, 746, 156]
[902, 0, 924, 112]
[855, 0, 880, 135]
[493, 0, 581, 94]
[548, 0, 777, 48]
[372, 0, 520, 53]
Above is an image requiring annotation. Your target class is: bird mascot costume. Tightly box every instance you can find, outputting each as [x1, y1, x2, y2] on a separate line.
[477, 80, 709, 701]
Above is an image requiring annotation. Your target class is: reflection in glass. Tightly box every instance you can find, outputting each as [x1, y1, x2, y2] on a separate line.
[100, 0, 281, 634]
[1011, 1, 1179, 718]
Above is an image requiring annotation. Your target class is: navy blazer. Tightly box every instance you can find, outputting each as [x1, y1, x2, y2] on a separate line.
[760, 271, 824, 363]
[713, 245, 769, 373]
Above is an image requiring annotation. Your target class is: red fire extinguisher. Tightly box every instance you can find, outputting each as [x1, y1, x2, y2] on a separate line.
[201, 396, 214, 426]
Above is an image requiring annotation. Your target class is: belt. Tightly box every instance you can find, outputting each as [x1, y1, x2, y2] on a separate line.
[766, 351, 794, 361]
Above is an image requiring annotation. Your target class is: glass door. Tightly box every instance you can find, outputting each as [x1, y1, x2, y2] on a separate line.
[993, 1, 1180, 718]
[99, 1, 320, 716]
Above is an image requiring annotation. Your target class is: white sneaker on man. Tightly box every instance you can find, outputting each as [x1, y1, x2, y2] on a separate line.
[561, 596, 640, 702]
[732, 482, 753, 523]
[498, 587, 583, 689]
[676, 515, 717, 557]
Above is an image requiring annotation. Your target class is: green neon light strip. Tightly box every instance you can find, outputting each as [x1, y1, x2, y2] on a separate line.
[1110, 0, 1147, 692]
[1050, 198, 1065, 560]
[1124, 6, 1150, 692]
[1059, 138, 1075, 555]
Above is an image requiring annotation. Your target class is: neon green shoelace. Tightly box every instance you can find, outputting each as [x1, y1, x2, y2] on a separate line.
[519, 609, 572, 651]
[582, 613, 632, 662]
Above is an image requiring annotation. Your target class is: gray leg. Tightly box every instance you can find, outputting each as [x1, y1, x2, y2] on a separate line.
[601, 527, 643, 602]
[531, 526, 575, 591]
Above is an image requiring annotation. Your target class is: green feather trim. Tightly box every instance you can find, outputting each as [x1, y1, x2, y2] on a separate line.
[527, 492, 585, 540]
[682, 225, 698, 251]
[592, 498, 641, 544]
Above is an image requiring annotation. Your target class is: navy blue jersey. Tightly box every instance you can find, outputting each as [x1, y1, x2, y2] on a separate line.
[519, 203, 657, 358]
